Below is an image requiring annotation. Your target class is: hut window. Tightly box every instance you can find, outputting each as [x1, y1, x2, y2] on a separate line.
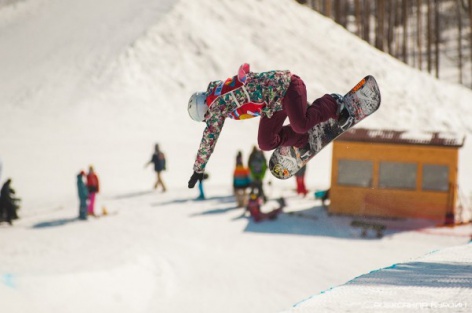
[422, 164, 449, 191]
[379, 162, 417, 189]
[337, 160, 373, 187]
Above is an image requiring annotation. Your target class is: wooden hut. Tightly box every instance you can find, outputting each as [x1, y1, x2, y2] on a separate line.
[329, 128, 466, 223]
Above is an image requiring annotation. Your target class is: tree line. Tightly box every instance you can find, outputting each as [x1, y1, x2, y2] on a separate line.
[297, 0, 472, 88]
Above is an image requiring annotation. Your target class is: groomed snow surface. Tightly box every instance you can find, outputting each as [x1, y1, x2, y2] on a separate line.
[0, 0, 471, 312]
[285, 244, 472, 313]
[1, 187, 471, 313]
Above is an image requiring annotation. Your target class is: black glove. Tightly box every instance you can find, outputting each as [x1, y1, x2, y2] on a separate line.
[188, 171, 204, 188]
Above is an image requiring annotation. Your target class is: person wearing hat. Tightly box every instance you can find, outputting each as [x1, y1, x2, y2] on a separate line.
[187, 63, 348, 188]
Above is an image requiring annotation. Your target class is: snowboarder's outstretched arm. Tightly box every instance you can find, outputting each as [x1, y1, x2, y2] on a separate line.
[188, 113, 225, 188]
[188, 171, 204, 188]
[188, 63, 250, 189]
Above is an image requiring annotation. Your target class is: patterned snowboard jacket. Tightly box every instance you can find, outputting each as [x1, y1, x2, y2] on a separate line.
[193, 64, 292, 173]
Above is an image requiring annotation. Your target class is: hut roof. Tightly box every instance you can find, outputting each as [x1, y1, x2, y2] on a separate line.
[337, 128, 466, 148]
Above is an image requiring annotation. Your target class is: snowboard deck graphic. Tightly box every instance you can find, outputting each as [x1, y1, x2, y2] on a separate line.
[269, 75, 381, 179]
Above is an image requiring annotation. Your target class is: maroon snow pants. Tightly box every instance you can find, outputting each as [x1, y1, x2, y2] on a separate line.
[257, 75, 338, 151]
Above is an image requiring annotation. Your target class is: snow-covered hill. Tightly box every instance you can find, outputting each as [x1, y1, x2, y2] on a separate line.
[1, 0, 472, 208]
[0, 0, 471, 312]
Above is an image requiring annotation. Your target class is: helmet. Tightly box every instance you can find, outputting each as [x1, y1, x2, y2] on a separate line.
[188, 92, 208, 122]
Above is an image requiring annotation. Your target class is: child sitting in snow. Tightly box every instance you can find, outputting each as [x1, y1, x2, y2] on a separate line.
[246, 189, 285, 223]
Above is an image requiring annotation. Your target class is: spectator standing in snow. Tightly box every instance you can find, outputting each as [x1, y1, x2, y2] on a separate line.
[233, 151, 251, 207]
[86, 166, 100, 216]
[0, 178, 20, 225]
[248, 145, 268, 202]
[77, 171, 88, 220]
[295, 165, 308, 197]
[145, 143, 167, 192]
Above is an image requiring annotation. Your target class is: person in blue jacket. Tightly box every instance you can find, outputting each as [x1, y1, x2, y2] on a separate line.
[77, 171, 88, 220]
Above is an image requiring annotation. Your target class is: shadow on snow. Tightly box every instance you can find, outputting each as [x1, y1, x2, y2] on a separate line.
[187, 198, 440, 240]
[151, 195, 235, 208]
[32, 217, 81, 229]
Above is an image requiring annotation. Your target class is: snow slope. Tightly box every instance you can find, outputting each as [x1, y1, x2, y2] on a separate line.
[1, 0, 472, 209]
[0, 0, 471, 312]
[284, 244, 472, 313]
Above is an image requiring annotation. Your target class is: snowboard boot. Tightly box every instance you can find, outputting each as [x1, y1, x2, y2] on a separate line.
[332, 93, 353, 131]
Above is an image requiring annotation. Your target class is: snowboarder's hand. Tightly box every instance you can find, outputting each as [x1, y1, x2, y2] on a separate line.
[188, 171, 204, 188]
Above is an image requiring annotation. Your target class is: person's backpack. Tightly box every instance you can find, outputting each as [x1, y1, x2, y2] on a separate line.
[158, 152, 166, 171]
[249, 152, 267, 177]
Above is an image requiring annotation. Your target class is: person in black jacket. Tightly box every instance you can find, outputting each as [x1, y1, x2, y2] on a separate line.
[0, 179, 20, 225]
[145, 143, 167, 192]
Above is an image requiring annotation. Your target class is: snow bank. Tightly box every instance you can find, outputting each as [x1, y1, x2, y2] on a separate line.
[284, 243, 472, 313]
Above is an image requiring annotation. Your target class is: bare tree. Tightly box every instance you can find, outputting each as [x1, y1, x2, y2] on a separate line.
[342, 0, 350, 28]
[308, 0, 316, 9]
[402, 0, 409, 63]
[304, 0, 471, 88]
[394, 0, 403, 59]
[354, 0, 362, 37]
[363, 0, 372, 43]
[457, 0, 463, 84]
[427, 0, 433, 73]
[469, 0, 472, 87]
[387, 0, 396, 55]
[376, 0, 386, 51]
[417, 0, 423, 70]
[434, 0, 440, 78]
[323, 0, 332, 17]
[334, 0, 341, 25]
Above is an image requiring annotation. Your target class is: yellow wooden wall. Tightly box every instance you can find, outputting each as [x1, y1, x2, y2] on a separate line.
[329, 141, 459, 220]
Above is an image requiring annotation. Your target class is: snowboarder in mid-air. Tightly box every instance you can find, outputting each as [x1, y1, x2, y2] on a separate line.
[187, 63, 349, 188]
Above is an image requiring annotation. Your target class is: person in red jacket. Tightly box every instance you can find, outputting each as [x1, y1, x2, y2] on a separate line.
[295, 165, 308, 197]
[86, 165, 100, 216]
[187, 63, 348, 188]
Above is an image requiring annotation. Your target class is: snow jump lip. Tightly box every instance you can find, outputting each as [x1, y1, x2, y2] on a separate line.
[286, 244, 472, 313]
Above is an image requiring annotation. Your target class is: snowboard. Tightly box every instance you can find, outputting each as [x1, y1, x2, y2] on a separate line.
[269, 75, 381, 179]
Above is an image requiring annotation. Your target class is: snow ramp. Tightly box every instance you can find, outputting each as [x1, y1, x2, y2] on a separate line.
[283, 243, 472, 312]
